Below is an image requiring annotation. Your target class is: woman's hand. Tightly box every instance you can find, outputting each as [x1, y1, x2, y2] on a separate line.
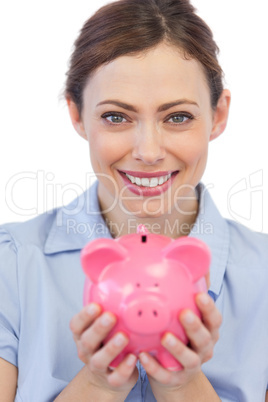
[69, 303, 138, 399]
[139, 292, 222, 400]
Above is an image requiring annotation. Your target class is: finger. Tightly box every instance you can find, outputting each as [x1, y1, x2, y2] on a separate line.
[179, 310, 213, 362]
[108, 354, 138, 387]
[195, 293, 222, 338]
[70, 303, 102, 338]
[90, 332, 129, 372]
[139, 352, 178, 385]
[161, 333, 201, 372]
[79, 312, 117, 356]
[205, 271, 210, 288]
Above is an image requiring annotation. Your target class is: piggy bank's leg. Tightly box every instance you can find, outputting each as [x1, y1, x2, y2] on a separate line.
[157, 347, 183, 371]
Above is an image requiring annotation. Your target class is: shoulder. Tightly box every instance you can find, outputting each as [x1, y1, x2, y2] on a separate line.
[0, 180, 104, 256]
[0, 209, 57, 251]
[226, 219, 268, 267]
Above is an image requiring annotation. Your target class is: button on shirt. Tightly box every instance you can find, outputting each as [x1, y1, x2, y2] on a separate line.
[0, 181, 268, 401]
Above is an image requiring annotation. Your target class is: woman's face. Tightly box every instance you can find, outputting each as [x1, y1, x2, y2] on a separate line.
[70, 43, 229, 220]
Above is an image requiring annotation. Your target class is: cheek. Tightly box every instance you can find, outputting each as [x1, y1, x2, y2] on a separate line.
[88, 130, 124, 169]
[173, 132, 209, 166]
[188, 137, 208, 164]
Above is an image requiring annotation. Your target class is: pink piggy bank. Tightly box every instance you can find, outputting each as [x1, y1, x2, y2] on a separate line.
[81, 232, 211, 371]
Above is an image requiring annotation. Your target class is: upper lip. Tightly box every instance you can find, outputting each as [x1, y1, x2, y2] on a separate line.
[119, 170, 177, 178]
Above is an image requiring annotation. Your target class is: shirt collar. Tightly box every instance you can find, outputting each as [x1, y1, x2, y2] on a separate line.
[44, 180, 112, 255]
[189, 183, 230, 297]
[44, 181, 229, 297]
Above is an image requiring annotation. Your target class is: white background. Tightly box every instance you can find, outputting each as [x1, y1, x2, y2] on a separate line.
[0, 0, 267, 233]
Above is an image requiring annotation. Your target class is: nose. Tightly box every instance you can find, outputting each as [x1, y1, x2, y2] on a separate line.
[132, 122, 165, 165]
[122, 294, 170, 334]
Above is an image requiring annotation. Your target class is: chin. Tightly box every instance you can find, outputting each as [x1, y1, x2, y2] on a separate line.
[122, 200, 170, 219]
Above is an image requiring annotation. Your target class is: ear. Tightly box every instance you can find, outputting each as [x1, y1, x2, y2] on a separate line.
[162, 237, 211, 282]
[81, 238, 127, 283]
[210, 89, 231, 141]
[66, 98, 88, 141]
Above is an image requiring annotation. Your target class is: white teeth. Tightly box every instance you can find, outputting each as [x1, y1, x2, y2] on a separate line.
[149, 178, 159, 187]
[125, 173, 172, 187]
[141, 178, 150, 187]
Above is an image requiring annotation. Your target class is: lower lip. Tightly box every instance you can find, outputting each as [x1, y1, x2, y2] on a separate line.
[119, 171, 178, 197]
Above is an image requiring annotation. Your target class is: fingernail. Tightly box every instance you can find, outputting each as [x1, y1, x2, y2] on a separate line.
[199, 293, 210, 305]
[86, 303, 99, 316]
[101, 313, 114, 326]
[184, 311, 195, 324]
[139, 352, 149, 364]
[126, 354, 137, 366]
[165, 333, 177, 347]
[113, 333, 125, 346]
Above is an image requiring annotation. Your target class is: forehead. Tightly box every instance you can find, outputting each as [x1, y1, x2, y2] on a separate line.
[83, 43, 210, 109]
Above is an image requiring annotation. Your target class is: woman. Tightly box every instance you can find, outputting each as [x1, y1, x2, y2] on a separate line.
[1, 0, 268, 401]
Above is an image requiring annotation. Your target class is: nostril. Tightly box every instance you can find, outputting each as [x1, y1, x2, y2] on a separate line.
[138, 310, 143, 316]
[153, 310, 158, 317]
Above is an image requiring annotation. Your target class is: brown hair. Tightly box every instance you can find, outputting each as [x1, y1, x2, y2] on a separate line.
[65, 0, 223, 115]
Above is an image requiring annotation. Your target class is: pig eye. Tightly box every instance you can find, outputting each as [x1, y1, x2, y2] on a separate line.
[154, 283, 159, 287]
[136, 283, 141, 287]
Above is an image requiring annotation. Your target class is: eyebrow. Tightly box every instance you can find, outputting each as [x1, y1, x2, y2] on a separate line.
[96, 99, 199, 113]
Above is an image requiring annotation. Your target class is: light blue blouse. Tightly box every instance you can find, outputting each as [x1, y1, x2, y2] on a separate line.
[0, 181, 268, 402]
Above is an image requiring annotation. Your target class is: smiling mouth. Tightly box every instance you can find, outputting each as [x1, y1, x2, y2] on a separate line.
[121, 171, 178, 188]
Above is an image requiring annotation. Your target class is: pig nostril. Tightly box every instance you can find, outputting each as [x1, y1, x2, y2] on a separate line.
[153, 310, 158, 317]
[138, 310, 143, 316]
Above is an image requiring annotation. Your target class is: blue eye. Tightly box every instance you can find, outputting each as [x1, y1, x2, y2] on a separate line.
[102, 112, 127, 124]
[170, 115, 187, 123]
[166, 113, 194, 124]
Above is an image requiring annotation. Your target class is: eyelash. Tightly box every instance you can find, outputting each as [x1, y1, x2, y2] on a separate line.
[165, 112, 194, 125]
[101, 112, 128, 125]
[101, 111, 194, 125]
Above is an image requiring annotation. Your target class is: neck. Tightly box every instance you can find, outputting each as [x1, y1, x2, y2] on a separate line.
[98, 185, 199, 239]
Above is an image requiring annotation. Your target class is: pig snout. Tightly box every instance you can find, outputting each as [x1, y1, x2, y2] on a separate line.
[122, 294, 171, 334]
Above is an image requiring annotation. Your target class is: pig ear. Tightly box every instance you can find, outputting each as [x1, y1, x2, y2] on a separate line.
[162, 237, 211, 281]
[81, 238, 127, 283]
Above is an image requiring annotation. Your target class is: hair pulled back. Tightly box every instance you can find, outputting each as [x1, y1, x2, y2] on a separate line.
[65, 0, 223, 115]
